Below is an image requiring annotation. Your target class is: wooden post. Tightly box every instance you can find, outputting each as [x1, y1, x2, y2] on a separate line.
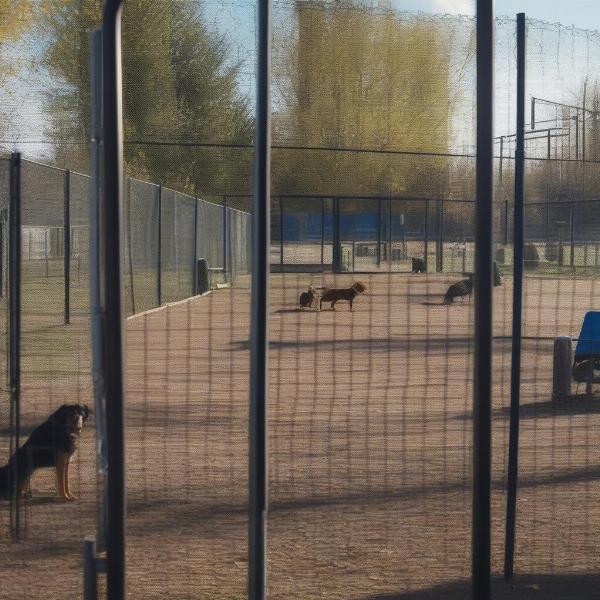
[552, 336, 572, 400]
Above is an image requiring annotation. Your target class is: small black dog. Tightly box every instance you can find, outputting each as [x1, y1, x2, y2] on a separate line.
[412, 257, 426, 273]
[444, 277, 473, 304]
[299, 286, 318, 309]
[0, 404, 89, 501]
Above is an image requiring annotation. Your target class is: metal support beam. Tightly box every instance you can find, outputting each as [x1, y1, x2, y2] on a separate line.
[504, 12, 525, 583]
[64, 169, 71, 324]
[473, 1, 494, 598]
[249, 0, 271, 598]
[193, 198, 199, 294]
[9, 152, 21, 542]
[157, 184, 162, 306]
[102, 2, 126, 598]
[89, 27, 108, 554]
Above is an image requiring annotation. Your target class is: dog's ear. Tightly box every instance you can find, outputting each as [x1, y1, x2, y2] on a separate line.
[80, 404, 90, 421]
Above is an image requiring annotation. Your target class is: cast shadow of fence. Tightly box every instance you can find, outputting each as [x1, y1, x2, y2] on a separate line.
[363, 573, 600, 600]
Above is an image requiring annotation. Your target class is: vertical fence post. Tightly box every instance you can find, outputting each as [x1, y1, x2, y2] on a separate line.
[193, 198, 199, 294]
[102, 2, 126, 598]
[570, 201, 575, 268]
[388, 198, 392, 266]
[436, 199, 444, 272]
[504, 198, 509, 246]
[279, 197, 284, 270]
[8, 152, 21, 542]
[332, 197, 340, 273]
[64, 169, 71, 324]
[89, 26, 108, 554]
[320, 198, 325, 268]
[157, 183, 162, 307]
[504, 12, 526, 583]
[474, 1, 494, 598]
[126, 178, 135, 314]
[0, 211, 5, 299]
[249, 0, 271, 598]
[424, 199, 429, 272]
[376, 198, 382, 267]
[223, 197, 229, 279]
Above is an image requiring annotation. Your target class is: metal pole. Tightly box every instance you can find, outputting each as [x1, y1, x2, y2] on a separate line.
[320, 198, 325, 267]
[332, 198, 340, 272]
[249, 0, 270, 598]
[102, 2, 126, 598]
[193, 199, 199, 294]
[89, 27, 107, 554]
[437, 200, 444, 272]
[531, 96, 535, 129]
[64, 169, 71, 324]
[377, 198, 382, 267]
[499, 135, 504, 181]
[0, 212, 5, 299]
[575, 112, 580, 161]
[223, 197, 229, 278]
[9, 152, 21, 542]
[126, 178, 135, 314]
[504, 12, 525, 583]
[387, 198, 392, 265]
[424, 199, 429, 272]
[582, 79, 587, 163]
[504, 199, 509, 246]
[570, 201, 575, 268]
[157, 184, 162, 306]
[83, 538, 98, 600]
[474, 1, 494, 598]
[279, 196, 284, 270]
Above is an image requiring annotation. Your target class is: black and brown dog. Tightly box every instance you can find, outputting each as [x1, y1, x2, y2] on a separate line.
[319, 281, 367, 311]
[299, 285, 318, 309]
[0, 403, 89, 501]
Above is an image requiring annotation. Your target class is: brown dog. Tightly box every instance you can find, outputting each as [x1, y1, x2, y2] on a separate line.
[0, 404, 89, 501]
[319, 281, 367, 311]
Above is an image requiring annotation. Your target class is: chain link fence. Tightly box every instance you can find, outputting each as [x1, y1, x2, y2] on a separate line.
[0, 154, 251, 560]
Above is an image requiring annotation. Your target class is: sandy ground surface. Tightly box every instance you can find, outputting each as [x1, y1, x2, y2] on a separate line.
[0, 272, 600, 599]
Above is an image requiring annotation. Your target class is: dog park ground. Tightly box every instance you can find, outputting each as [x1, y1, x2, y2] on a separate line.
[1, 272, 600, 599]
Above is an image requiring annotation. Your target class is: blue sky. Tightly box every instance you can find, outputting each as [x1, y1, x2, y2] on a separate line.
[397, 0, 598, 29]
[3, 0, 600, 160]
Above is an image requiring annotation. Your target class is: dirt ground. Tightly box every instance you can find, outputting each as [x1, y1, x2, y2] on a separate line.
[1, 272, 600, 599]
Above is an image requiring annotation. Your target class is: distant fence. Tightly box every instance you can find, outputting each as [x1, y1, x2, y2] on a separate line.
[3, 158, 251, 320]
[267, 194, 600, 275]
[0, 154, 252, 545]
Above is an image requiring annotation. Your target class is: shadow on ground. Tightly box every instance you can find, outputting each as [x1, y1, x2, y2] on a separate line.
[364, 573, 600, 600]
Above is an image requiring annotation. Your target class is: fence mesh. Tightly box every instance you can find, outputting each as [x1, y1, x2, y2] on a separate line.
[3, 1, 600, 598]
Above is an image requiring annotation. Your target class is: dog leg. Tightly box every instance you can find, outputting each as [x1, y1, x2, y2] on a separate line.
[55, 452, 69, 500]
[64, 457, 76, 501]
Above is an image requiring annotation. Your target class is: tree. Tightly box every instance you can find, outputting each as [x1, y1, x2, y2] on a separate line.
[0, 0, 33, 134]
[272, 0, 455, 197]
[42, 0, 252, 195]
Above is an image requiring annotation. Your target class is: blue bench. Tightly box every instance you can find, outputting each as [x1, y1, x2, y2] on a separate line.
[573, 311, 600, 393]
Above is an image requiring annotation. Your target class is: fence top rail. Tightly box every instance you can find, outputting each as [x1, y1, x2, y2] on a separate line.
[127, 175, 160, 190]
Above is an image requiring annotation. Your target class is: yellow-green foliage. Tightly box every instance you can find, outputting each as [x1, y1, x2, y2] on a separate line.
[273, 1, 453, 196]
[0, 0, 32, 83]
[42, 0, 252, 193]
